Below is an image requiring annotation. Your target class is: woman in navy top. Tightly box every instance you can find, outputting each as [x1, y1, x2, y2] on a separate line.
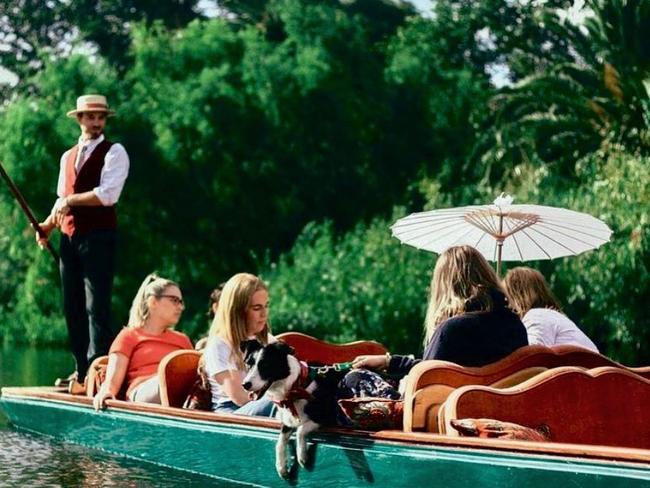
[352, 245, 528, 376]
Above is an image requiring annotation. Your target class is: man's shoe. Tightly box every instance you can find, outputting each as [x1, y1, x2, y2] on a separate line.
[55, 371, 78, 387]
[68, 378, 87, 396]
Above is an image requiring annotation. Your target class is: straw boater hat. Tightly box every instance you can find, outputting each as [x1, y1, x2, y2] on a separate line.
[66, 94, 116, 118]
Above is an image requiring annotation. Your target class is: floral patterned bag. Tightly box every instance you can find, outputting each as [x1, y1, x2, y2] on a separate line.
[337, 398, 403, 430]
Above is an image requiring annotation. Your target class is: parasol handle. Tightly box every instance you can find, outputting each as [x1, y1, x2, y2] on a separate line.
[496, 213, 504, 276]
[496, 239, 504, 276]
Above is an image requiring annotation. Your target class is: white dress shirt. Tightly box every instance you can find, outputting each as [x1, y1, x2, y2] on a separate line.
[54, 134, 129, 208]
[522, 308, 599, 352]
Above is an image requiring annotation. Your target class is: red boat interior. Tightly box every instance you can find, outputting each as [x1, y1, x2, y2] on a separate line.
[5, 332, 650, 466]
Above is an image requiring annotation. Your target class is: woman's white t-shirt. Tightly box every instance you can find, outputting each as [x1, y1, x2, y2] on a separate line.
[203, 334, 276, 408]
[522, 308, 598, 352]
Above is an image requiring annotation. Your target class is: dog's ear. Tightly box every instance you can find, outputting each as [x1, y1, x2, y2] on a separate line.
[276, 341, 295, 357]
[240, 339, 263, 359]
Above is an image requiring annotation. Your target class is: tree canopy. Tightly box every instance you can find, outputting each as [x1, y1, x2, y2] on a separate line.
[0, 0, 648, 364]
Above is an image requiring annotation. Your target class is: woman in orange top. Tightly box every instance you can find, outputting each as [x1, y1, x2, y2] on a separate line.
[93, 273, 192, 410]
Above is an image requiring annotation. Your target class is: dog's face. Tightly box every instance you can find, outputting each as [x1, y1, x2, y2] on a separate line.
[242, 342, 296, 397]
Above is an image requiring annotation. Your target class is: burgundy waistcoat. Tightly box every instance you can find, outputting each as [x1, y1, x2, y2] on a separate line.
[61, 139, 117, 236]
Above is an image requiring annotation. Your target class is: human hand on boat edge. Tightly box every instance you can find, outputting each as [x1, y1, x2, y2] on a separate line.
[93, 388, 115, 411]
[352, 354, 389, 371]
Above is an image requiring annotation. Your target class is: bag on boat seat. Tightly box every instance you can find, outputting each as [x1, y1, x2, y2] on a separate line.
[449, 418, 551, 442]
[182, 362, 212, 411]
[86, 355, 109, 398]
[338, 398, 403, 431]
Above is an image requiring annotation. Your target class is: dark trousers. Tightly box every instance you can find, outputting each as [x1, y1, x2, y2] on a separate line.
[59, 229, 117, 381]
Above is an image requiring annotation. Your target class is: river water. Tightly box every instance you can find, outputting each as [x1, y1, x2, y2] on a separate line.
[0, 345, 241, 487]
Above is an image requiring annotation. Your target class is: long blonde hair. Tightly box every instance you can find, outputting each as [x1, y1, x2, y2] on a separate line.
[208, 273, 270, 368]
[127, 273, 179, 328]
[503, 267, 562, 317]
[424, 245, 504, 345]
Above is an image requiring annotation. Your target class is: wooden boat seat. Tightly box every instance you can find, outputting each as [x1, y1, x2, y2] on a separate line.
[85, 350, 201, 407]
[155, 334, 386, 409]
[437, 366, 650, 449]
[86, 355, 109, 398]
[403, 345, 650, 433]
[86, 334, 387, 408]
[275, 332, 388, 365]
[410, 366, 549, 433]
[158, 349, 202, 408]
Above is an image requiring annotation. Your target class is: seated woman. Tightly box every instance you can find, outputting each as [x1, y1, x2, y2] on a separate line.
[93, 273, 193, 410]
[503, 266, 598, 352]
[202, 273, 275, 416]
[351, 245, 528, 379]
[195, 283, 225, 351]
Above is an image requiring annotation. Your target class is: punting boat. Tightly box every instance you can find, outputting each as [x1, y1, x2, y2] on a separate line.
[2, 334, 650, 487]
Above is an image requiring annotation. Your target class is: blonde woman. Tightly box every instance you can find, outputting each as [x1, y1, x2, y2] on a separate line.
[93, 273, 192, 410]
[353, 246, 528, 375]
[503, 267, 598, 352]
[202, 273, 275, 416]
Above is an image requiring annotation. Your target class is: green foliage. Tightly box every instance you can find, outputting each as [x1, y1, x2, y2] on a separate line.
[124, 7, 437, 282]
[551, 150, 650, 364]
[6, 251, 66, 344]
[0, 4, 432, 344]
[0, 1, 647, 368]
[265, 148, 649, 364]
[474, 0, 650, 183]
[264, 212, 433, 354]
[0, 0, 201, 89]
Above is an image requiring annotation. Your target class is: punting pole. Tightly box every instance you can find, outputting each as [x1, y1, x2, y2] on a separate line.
[0, 160, 59, 262]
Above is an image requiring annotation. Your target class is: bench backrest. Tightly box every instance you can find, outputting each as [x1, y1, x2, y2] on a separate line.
[86, 355, 109, 398]
[438, 366, 650, 449]
[158, 350, 202, 408]
[408, 366, 550, 433]
[156, 334, 386, 408]
[276, 332, 388, 365]
[403, 345, 650, 432]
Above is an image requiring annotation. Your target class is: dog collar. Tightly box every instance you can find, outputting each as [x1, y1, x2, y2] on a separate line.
[299, 361, 311, 386]
[275, 361, 314, 417]
[275, 361, 354, 418]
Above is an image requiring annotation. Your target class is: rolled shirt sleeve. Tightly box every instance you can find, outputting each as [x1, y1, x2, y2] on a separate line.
[93, 143, 129, 206]
[53, 150, 72, 214]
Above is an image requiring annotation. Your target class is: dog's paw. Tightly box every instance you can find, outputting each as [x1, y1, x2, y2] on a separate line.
[302, 443, 317, 471]
[276, 463, 290, 479]
[297, 450, 309, 468]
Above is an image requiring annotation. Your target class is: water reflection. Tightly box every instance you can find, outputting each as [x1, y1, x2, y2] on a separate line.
[0, 429, 237, 487]
[0, 346, 240, 487]
[0, 343, 74, 390]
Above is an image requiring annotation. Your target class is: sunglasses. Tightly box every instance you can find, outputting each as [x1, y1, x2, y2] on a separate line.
[158, 295, 184, 306]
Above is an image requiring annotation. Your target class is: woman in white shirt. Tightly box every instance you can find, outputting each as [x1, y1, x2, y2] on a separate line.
[503, 267, 598, 352]
[202, 273, 276, 416]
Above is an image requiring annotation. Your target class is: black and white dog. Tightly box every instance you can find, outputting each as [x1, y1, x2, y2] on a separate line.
[241, 341, 347, 478]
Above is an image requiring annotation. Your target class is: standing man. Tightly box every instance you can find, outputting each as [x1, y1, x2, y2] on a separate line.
[37, 94, 129, 394]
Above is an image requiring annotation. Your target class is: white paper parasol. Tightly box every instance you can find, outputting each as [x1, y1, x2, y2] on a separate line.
[391, 194, 613, 275]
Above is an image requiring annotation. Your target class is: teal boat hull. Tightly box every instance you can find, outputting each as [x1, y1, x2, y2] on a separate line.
[1, 388, 649, 487]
